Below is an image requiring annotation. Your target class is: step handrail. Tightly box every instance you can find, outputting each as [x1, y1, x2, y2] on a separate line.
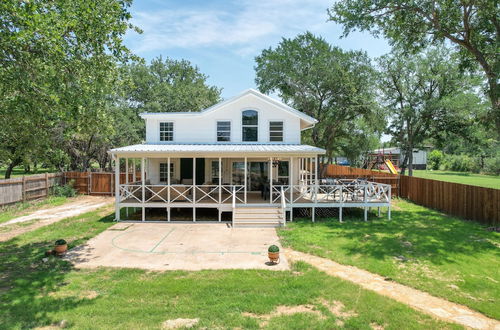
[280, 186, 286, 227]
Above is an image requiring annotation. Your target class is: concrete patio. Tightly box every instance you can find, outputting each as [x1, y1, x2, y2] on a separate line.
[65, 223, 289, 271]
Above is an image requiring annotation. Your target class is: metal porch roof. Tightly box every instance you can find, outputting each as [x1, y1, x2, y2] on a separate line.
[109, 143, 325, 155]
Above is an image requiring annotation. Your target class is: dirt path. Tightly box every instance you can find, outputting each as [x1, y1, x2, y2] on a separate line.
[285, 249, 500, 330]
[0, 196, 114, 242]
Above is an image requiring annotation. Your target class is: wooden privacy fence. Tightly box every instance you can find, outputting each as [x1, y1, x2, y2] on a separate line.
[399, 175, 499, 226]
[0, 173, 64, 207]
[64, 171, 141, 195]
[322, 164, 400, 196]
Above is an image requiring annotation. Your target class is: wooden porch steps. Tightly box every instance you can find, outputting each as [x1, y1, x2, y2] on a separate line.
[233, 206, 284, 228]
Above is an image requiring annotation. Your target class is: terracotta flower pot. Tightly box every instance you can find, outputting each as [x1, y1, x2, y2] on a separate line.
[268, 251, 280, 263]
[54, 244, 68, 254]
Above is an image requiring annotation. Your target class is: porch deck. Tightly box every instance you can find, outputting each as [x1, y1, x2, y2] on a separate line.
[118, 180, 392, 222]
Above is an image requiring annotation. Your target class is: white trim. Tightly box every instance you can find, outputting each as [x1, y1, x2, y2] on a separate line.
[140, 89, 318, 126]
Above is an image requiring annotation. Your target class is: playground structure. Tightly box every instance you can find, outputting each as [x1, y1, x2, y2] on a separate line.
[364, 150, 400, 174]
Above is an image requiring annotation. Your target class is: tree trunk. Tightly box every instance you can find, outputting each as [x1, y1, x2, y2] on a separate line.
[408, 145, 414, 176]
[5, 158, 22, 179]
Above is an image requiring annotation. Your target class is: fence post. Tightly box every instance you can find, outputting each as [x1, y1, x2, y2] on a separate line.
[45, 173, 49, 197]
[22, 176, 26, 202]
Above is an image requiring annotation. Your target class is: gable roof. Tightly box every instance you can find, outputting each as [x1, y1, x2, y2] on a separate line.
[139, 89, 318, 127]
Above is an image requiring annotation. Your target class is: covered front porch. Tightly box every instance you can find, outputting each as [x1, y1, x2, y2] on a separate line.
[109, 144, 391, 224]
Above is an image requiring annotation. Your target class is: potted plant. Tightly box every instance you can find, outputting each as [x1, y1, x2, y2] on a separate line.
[268, 245, 280, 264]
[54, 239, 68, 254]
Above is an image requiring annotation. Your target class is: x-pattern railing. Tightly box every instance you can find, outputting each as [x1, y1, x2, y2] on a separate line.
[145, 185, 168, 203]
[195, 185, 219, 203]
[220, 185, 244, 203]
[119, 184, 142, 203]
[170, 185, 193, 203]
[272, 185, 290, 203]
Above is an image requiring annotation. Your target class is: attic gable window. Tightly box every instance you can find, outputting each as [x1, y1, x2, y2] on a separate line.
[242, 110, 258, 142]
[269, 121, 283, 142]
[159, 122, 173, 141]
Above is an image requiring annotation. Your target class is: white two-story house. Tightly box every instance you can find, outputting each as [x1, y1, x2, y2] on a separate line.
[109, 89, 391, 226]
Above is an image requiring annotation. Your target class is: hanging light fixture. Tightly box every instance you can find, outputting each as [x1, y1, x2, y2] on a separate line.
[272, 158, 280, 167]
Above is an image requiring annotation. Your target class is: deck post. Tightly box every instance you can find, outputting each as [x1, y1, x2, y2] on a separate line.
[314, 156, 319, 202]
[193, 157, 196, 222]
[289, 156, 293, 205]
[312, 207, 315, 222]
[339, 206, 343, 223]
[244, 157, 247, 204]
[141, 157, 145, 222]
[290, 208, 293, 222]
[218, 208, 221, 222]
[167, 157, 171, 220]
[378, 207, 381, 217]
[218, 157, 222, 206]
[125, 158, 128, 218]
[132, 159, 136, 182]
[363, 185, 367, 221]
[269, 157, 273, 204]
[114, 155, 120, 221]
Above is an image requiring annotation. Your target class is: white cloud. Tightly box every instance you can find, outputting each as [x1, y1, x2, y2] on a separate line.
[127, 0, 333, 55]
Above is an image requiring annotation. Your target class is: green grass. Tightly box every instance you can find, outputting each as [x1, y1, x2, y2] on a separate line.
[279, 200, 500, 319]
[0, 196, 69, 225]
[412, 170, 500, 189]
[0, 166, 56, 179]
[0, 207, 459, 329]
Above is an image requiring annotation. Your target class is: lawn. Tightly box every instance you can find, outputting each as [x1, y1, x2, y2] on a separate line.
[0, 166, 56, 179]
[412, 170, 500, 189]
[0, 196, 68, 225]
[0, 207, 459, 329]
[279, 200, 500, 320]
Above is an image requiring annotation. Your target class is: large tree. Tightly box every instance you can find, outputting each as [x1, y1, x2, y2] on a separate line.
[378, 47, 482, 175]
[329, 0, 500, 134]
[255, 32, 384, 163]
[122, 57, 222, 114]
[0, 0, 137, 177]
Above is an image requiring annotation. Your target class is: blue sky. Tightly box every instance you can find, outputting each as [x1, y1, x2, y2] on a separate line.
[124, 0, 391, 99]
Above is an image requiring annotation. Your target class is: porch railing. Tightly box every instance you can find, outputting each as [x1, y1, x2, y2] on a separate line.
[119, 182, 391, 205]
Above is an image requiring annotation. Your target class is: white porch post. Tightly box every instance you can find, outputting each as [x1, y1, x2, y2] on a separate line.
[141, 157, 145, 222]
[218, 157, 222, 205]
[289, 156, 293, 222]
[125, 158, 128, 218]
[125, 158, 129, 184]
[315, 155, 319, 203]
[244, 157, 247, 204]
[114, 155, 120, 221]
[269, 157, 273, 204]
[132, 159, 136, 182]
[167, 156, 171, 222]
[193, 157, 196, 222]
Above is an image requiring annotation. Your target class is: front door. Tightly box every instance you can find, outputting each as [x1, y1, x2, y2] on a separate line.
[180, 158, 205, 185]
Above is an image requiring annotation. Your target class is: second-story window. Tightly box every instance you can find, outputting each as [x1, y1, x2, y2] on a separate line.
[160, 122, 173, 141]
[217, 121, 231, 142]
[269, 121, 283, 142]
[242, 110, 258, 142]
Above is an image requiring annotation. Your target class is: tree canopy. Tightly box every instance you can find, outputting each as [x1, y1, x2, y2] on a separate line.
[255, 32, 384, 164]
[329, 0, 500, 134]
[378, 47, 483, 175]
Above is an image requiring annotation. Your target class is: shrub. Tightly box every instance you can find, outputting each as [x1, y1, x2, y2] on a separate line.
[268, 245, 279, 253]
[51, 180, 77, 197]
[441, 154, 474, 172]
[55, 239, 67, 246]
[427, 150, 444, 170]
[483, 155, 500, 175]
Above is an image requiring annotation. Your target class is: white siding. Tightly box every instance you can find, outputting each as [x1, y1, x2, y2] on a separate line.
[144, 94, 302, 144]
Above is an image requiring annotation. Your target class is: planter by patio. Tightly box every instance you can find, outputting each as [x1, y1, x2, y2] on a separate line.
[54, 239, 68, 254]
[268, 245, 280, 264]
